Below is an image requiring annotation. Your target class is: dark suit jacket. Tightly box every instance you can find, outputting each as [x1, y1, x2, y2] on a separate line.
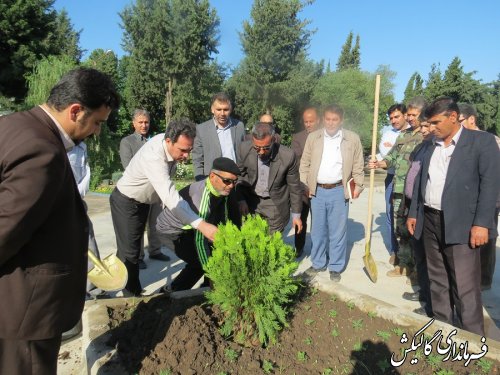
[0, 107, 88, 339]
[192, 118, 246, 180]
[291, 129, 309, 161]
[409, 128, 500, 244]
[236, 141, 302, 227]
[120, 132, 147, 169]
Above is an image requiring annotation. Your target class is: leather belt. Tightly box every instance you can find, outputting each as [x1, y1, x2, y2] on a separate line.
[424, 205, 442, 215]
[317, 181, 342, 189]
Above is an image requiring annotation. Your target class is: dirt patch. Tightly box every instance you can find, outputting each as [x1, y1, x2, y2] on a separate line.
[105, 288, 499, 374]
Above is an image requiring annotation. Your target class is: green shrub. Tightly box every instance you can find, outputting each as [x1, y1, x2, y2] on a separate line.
[203, 215, 299, 347]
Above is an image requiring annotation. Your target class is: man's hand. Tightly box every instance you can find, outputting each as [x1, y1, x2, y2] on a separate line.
[367, 159, 378, 169]
[406, 218, 416, 236]
[352, 190, 361, 199]
[238, 201, 249, 216]
[197, 221, 218, 242]
[470, 226, 488, 248]
[293, 217, 303, 234]
[383, 141, 393, 148]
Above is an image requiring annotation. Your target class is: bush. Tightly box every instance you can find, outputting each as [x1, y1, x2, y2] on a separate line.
[203, 215, 299, 347]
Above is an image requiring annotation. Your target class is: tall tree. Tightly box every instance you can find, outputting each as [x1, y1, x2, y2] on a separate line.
[44, 9, 83, 62]
[403, 72, 424, 103]
[336, 32, 361, 71]
[120, 0, 220, 129]
[311, 66, 395, 151]
[226, 0, 319, 143]
[0, 0, 81, 101]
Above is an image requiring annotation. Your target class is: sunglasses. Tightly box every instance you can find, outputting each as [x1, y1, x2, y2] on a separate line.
[213, 172, 237, 186]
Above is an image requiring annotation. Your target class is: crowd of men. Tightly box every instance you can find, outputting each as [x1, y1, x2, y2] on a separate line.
[0, 67, 499, 373]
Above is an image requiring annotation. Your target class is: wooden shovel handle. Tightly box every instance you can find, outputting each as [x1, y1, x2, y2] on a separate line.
[365, 75, 381, 252]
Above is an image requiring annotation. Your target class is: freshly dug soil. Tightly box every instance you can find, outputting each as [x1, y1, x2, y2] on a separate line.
[106, 288, 499, 375]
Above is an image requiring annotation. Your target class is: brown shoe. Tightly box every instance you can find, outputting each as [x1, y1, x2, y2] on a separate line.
[388, 254, 399, 266]
[386, 265, 410, 277]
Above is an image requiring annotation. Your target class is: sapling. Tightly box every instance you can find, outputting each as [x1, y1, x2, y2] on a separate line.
[204, 215, 299, 346]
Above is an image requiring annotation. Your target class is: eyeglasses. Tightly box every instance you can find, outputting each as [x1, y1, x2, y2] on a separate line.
[213, 172, 237, 186]
[458, 116, 468, 123]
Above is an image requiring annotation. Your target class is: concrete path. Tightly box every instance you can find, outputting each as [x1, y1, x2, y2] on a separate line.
[57, 177, 500, 374]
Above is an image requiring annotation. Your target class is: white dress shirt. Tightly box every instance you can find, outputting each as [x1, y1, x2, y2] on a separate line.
[67, 142, 91, 198]
[215, 119, 237, 161]
[317, 129, 343, 184]
[425, 126, 463, 210]
[117, 134, 201, 227]
[377, 124, 408, 174]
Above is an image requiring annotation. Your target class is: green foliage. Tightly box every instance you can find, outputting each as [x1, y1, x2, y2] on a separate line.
[330, 328, 339, 337]
[403, 72, 424, 103]
[475, 358, 493, 373]
[346, 301, 355, 310]
[262, 359, 274, 373]
[322, 368, 333, 375]
[120, 0, 222, 128]
[173, 161, 195, 180]
[426, 353, 441, 368]
[225, 0, 321, 144]
[311, 67, 395, 151]
[435, 370, 454, 375]
[376, 359, 390, 372]
[204, 215, 299, 347]
[328, 309, 337, 318]
[303, 336, 312, 345]
[304, 318, 315, 326]
[87, 125, 122, 190]
[25, 54, 77, 107]
[336, 32, 361, 71]
[352, 319, 363, 330]
[376, 330, 391, 341]
[296, 351, 307, 362]
[0, 0, 80, 100]
[391, 327, 404, 336]
[224, 347, 239, 362]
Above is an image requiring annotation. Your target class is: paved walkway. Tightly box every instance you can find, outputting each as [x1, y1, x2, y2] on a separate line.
[57, 178, 500, 374]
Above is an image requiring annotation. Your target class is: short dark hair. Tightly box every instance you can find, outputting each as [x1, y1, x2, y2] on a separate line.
[251, 122, 275, 140]
[387, 103, 407, 116]
[323, 104, 344, 119]
[458, 102, 477, 119]
[164, 118, 196, 143]
[424, 97, 459, 119]
[210, 92, 232, 107]
[47, 67, 120, 111]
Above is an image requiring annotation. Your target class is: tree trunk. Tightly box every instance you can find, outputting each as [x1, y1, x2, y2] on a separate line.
[165, 77, 175, 128]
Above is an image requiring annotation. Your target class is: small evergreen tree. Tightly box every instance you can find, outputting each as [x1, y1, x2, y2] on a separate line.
[204, 215, 299, 347]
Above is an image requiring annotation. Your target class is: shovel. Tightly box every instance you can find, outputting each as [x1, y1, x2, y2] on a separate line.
[88, 251, 128, 292]
[363, 74, 381, 283]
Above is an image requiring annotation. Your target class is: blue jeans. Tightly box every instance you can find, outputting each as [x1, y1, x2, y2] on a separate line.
[385, 174, 398, 255]
[310, 186, 349, 273]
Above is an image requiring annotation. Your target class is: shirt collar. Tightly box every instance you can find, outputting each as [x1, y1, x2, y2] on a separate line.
[134, 132, 148, 141]
[434, 125, 463, 147]
[39, 105, 75, 151]
[162, 139, 174, 162]
[214, 117, 232, 130]
[324, 128, 342, 139]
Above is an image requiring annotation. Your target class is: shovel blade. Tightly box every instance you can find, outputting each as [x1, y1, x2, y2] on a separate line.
[88, 253, 128, 292]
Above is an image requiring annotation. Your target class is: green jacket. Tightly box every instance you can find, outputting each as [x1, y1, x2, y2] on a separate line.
[384, 127, 423, 195]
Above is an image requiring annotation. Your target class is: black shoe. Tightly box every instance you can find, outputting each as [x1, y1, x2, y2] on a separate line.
[159, 285, 172, 295]
[149, 253, 171, 262]
[302, 266, 327, 279]
[122, 288, 147, 297]
[138, 259, 147, 269]
[62, 319, 82, 341]
[329, 271, 341, 282]
[402, 291, 423, 302]
[413, 306, 433, 317]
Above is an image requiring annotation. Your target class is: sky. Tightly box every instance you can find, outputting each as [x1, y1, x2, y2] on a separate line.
[53, 0, 500, 101]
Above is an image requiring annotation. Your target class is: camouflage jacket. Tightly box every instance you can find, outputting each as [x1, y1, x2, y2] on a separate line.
[384, 127, 423, 195]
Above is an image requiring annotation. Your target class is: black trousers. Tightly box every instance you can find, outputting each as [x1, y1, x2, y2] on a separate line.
[412, 236, 432, 315]
[422, 207, 483, 335]
[110, 188, 150, 294]
[0, 336, 61, 375]
[159, 231, 208, 291]
[295, 196, 310, 253]
[480, 207, 498, 287]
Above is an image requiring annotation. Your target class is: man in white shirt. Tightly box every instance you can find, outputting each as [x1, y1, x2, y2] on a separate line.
[300, 105, 364, 282]
[110, 119, 218, 296]
[407, 97, 500, 335]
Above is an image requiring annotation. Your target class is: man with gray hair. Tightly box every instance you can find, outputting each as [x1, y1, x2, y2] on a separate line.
[119, 109, 169, 268]
[237, 122, 302, 234]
